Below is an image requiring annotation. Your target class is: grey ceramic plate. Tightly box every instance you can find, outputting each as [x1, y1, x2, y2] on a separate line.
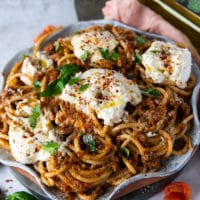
[0, 20, 200, 200]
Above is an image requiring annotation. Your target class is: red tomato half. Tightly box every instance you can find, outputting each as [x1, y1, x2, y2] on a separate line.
[34, 25, 55, 43]
[163, 181, 192, 200]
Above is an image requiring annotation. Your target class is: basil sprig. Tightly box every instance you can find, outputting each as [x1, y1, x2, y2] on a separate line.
[29, 105, 40, 129]
[79, 83, 89, 92]
[41, 141, 59, 156]
[135, 53, 142, 64]
[6, 191, 37, 200]
[141, 87, 161, 97]
[98, 48, 119, 61]
[82, 134, 97, 152]
[81, 50, 89, 62]
[40, 64, 79, 97]
[121, 147, 130, 158]
[55, 43, 62, 52]
[135, 36, 146, 45]
[33, 80, 41, 91]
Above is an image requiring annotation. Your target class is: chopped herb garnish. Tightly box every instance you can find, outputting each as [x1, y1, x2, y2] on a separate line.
[6, 191, 37, 200]
[59, 64, 79, 81]
[29, 105, 40, 129]
[33, 80, 41, 91]
[79, 84, 89, 92]
[22, 54, 28, 61]
[40, 79, 65, 97]
[135, 36, 146, 45]
[127, 73, 134, 80]
[40, 64, 79, 97]
[141, 87, 161, 97]
[55, 43, 62, 52]
[98, 48, 119, 61]
[121, 147, 130, 158]
[150, 50, 160, 54]
[81, 50, 89, 62]
[41, 141, 58, 156]
[74, 31, 81, 35]
[135, 53, 142, 64]
[68, 76, 80, 85]
[111, 51, 120, 61]
[82, 134, 97, 152]
[98, 48, 110, 60]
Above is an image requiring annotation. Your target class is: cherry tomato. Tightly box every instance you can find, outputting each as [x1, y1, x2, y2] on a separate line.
[163, 181, 192, 200]
[34, 25, 55, 43]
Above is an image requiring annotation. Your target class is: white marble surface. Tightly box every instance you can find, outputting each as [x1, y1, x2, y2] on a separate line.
[0, 0, 77, 70]
[0, 1, 200, 200]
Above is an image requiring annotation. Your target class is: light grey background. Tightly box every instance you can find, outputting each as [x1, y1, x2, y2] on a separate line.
[0, 0, 77, 69]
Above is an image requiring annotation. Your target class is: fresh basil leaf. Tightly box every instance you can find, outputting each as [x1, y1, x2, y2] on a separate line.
[141, 87, 161, 97]
[41, 141, 58, 156]
[68, 76, 80, 85]
[6, 191, 37, 200]
[33, 80, 41, 91]
[82, 134, 97, 152]
[98, 48, 110, 60]
[121, 147, 130, 158]
[55, 43, 62, 52]
[135, 53, 142, 64]
[111, 51, 119, 61]
[40, 79, 64, 97]
[135, 36, 146, 45]
[79, 84, 89, 92]
[59, 64, 79, 81]
[127, 73, 134, 80]
[22, 54, 28, 61]
[29, 105, 40, 129]
[81, 50, 89, 62]
[40, 64, 79, 97]
[74, 31, 80, 35]
[150, 50, 160, 54]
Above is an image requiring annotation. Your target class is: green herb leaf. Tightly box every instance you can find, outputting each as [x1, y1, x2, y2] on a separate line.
[74, 31, 81, 35]
[135, 36, 146, 45]
[40, 64, 79, 97]
[141, 87, 161, 97]
[79, 84, 89, 92]
[111, 51, 119, 61]
[55, 43, 62, 52]
[6, 191, 37, 200]
[22, 54, 28, 61]
[81, 50, 89, 62]
[98, 48, 110, 60]
[33, 80, 41, 91]
[68, 76, 80, 85]
[82, 134, 97, 152]
[127, 73, 134, 80]
[59, 64, 79, 81]
[121, 147, 130, 158]
[135, 53, 142, 64]
[40, 79, 64, 97]
[41, 141, 59, 156]
[29, 105, 40, 129]
[150, 50, 160, 54]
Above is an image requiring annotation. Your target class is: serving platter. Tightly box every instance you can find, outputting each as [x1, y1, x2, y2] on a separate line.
[0, 20, 200, 200]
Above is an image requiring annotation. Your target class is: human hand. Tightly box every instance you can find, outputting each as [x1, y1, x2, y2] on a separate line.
[102, 0, 200, 66]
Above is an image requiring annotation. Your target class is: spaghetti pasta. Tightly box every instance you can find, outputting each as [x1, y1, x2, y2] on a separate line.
[0, 24, 195, 200]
